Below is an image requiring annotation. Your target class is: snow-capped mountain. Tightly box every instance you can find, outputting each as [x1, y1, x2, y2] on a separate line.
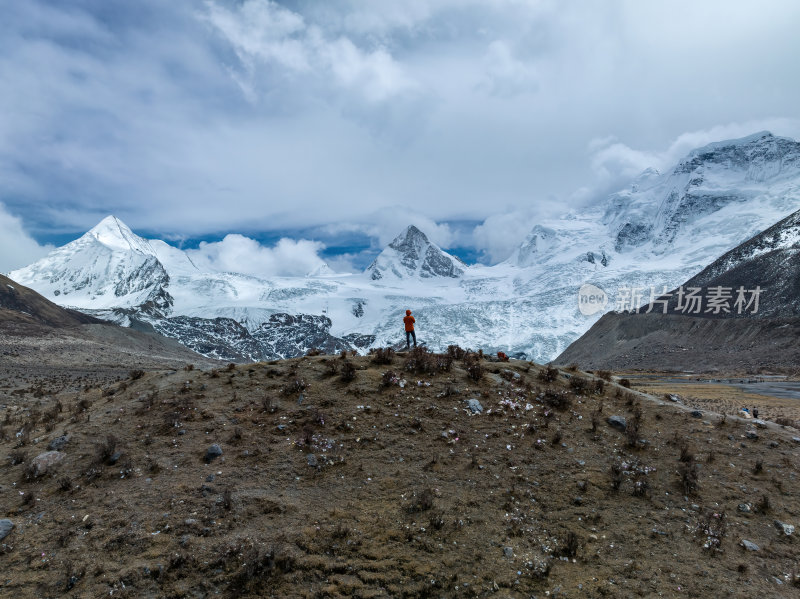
[366, 225, 465, 280]
[10, 132, 800, 363]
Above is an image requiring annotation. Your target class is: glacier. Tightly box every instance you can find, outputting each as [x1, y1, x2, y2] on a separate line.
[10, 132, 800, 362]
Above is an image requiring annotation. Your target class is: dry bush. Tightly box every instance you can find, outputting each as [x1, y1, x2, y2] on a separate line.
[592, 378, 605, 395]
[537, 364, 559, 383]
[679, 460, 699, 496]
[618, 378, 632, 388]
[407, 487, 435, 512]
[542, 388, 572, 411]
[340, 360, 356, 383]
[322, 359, 339, 377]
[306, 347, 322, 356]
[370, 347, 395, 365]
[463, 353, 484, 382]
[282, 379, 307, 395]
[381, 370, 399, 388]
[610, 463, 623, 491]
[447, 345, 466, 360]
[626, 405, 642, 448]
[404, 347, 436, 374]
[96, 435, 118, 465]
[595, 370, 612, 381]
[129, 369, 145, 380]
[568, 375, 590, 395]
[557, 531, 580, 559]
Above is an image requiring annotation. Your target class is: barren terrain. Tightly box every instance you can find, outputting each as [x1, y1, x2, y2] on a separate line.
[1, 348, 799, 598]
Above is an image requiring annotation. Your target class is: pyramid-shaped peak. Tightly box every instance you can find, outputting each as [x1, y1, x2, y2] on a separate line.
[367, 224, 464, 280]
[85, 215, 153, 254]
[389, 224, 429, 246]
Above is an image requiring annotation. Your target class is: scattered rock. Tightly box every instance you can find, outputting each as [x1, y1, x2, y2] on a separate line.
[607, 415, 627, 431]
[0, 519, 13, 541]
[791, 437, 800, 444]
[108, 451, 122, 465]
[206, 474, 215, 482]
[690, 410, 703, 418]
[740, 539, 759, 551]
[753, 419, 768, 429]
[503, 546, 514, 558]
[737, 503, 752, 513]
[204, 444, 223, 463]
[502, 370, 521, 380]
[745, 429, 759, 440]
[666, 394, 682, 403]
[465, 399, 484, 414]
[306, 454, 318, 468]
[31, 451, 65, 477]
[769, 441, 779, 448]
[774, 520, 795, 536]
[47, 435, 70, 451]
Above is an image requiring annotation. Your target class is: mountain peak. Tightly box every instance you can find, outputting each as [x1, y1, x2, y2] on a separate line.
[366, 225, 464, 280]
[85, 216, 153, 254]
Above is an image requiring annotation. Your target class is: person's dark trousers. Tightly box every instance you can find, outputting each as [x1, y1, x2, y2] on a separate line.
[406, 330, 417, 348]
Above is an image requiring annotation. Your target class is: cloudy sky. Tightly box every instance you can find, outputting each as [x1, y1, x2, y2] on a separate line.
[2, 0, 800, 274]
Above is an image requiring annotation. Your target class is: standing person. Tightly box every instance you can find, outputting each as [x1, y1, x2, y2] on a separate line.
[403, 309, 417, 349]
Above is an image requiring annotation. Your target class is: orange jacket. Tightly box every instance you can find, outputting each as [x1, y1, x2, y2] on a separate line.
[403, 312, 415, 332]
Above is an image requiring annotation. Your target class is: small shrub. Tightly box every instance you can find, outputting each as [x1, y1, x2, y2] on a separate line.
[447, 345, 466, 360]
[464, 354, 485, 383]
[222, 487, 234, 511]
[551, 429, 563, 445]
[537, 364, 559, 383]
[404, 347, 436, 374]
[370, 347, 395, 365]
[756, 494, 770, 513]
[408, 488, 435, 512]
[626, 405, 642, 448]
[323, 359, 339, 377]
[558, 531, 580, 559]
[566, 363, 579, 372]
[262, 395, 277, 413]
[306, 347, 322, 356]
[381, 370, 399, 388]
[618, 378, 631, 388]
[226, 363, 236, 372]
[610, 464, 623, 491]
[753, 459, 763, 474]
[96, 435, 118, 465]
[595, 370, 612, 381]
[679, 460, 699, 496]
[679, 442, 694, 463]
[184, 364, 195, 371]
[542, 388, 572, 411]
[282, 379, 307, 395]
[58, 476, 72, 492]
[569, 375, 590, 395]
[129, 369, 145, 380]
[592, 378, 605, 395]
[340, 361, 356, 383]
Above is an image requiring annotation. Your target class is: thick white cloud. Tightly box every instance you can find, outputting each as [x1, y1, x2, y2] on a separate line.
[0, 204, 53, 274]
[187, 235, 328, 277]
[1, 0, 800, 264]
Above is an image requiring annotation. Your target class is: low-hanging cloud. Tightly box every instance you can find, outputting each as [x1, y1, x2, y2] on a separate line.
[187, 235, 328, 277]
[0, 204, 53, 273]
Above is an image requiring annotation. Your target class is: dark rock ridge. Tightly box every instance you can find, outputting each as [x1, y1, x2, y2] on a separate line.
[152, 313, 375, 362]
[557, 207, 800, 372]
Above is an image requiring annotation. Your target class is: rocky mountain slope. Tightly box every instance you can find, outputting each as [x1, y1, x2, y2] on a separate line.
[0, 274, 219, 390]
[2, 350, 799, 597]
[555, 207, 800, 372]
[10, 132, 800, 362]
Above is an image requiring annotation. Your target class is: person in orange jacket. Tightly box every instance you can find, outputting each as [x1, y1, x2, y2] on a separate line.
[403, 309, 416, 349]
